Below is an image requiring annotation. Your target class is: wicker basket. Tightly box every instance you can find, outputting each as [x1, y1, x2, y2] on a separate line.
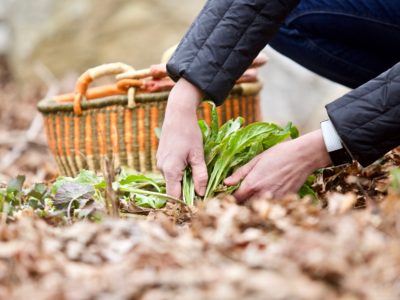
[38, 59, 265, 177]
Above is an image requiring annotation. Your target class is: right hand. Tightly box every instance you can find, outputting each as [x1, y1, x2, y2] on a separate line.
[156, 78, 208, 198]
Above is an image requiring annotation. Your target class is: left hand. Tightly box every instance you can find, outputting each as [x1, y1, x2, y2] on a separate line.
[224, 129, 332, 201]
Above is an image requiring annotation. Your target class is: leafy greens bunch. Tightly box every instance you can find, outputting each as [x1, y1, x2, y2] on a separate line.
[182, 102, 302, 205]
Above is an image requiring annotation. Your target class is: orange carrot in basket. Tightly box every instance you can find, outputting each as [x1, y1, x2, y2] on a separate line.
[116, 79, 144, 91]
[55, 85, 125, 103]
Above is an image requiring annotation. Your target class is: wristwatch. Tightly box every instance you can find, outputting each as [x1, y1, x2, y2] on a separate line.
[320, 120, 353, 166]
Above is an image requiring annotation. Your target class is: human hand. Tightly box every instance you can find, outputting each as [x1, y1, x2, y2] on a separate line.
[224, 130, 332, 201]
[157, 78, 208, 198]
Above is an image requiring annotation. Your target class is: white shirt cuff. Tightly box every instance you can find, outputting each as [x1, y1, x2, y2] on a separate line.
[321, 120, 342, 152]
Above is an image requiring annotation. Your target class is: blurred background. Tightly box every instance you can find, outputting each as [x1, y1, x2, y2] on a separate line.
[0, 0, 349, 182]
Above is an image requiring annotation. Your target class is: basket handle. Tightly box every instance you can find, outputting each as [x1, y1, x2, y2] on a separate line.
[116, 64, 167, 81]
[115, 53, 266, 82]
[73, 62, 137, 115]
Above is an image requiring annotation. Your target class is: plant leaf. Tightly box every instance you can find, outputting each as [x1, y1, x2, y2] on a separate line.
[26, 183, 48, 200]
[183, 168, 195, 205]
[119, 174, 161, 192]
[7, 175, 25, 193]
[134, 194, 166, 209]
[52, 170, 104, 194]
[54, 182, 94, 208]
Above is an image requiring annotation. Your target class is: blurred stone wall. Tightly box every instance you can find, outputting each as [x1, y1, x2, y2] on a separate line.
[2, 0, 205, 80]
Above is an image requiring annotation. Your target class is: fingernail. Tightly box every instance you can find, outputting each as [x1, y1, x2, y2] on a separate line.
[224, 178, 232, 185]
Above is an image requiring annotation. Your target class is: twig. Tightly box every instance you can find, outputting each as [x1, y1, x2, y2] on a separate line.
[356, 179, 379, 213]
[0, 62, 59, 172]
[120, 212, 148, 220]
[102, 158, 120, 217]
[0, 130, 47, 146]
[0, 113, 44, 171]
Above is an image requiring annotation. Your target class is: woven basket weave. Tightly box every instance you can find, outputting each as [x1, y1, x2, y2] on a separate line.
[38, 59, 265, 177]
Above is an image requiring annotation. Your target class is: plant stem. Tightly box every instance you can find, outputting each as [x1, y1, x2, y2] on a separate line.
[119, 187, 187, 206]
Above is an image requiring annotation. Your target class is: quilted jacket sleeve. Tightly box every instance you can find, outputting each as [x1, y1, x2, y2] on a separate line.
[327, 63, 400, 166]
[167, 0, 299, 105]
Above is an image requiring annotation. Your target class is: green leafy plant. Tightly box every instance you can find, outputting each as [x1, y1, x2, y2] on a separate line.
[0, 175, 58, 221]
[52, 170, 179, 212]
[183, 102, 313, 205]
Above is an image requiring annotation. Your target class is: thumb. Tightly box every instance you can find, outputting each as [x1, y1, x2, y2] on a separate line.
[188, 149, 208, 196]
[224, 156, 260, 186]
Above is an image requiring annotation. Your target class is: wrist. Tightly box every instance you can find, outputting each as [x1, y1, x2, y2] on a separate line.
[297, 129, 332, 171]
[167, 78, 202, 115]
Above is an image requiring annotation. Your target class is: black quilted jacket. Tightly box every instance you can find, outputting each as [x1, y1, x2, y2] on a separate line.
[167, 0, 400, 166]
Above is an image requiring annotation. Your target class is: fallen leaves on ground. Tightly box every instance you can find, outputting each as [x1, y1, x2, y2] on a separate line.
[1, 188, 400, 299]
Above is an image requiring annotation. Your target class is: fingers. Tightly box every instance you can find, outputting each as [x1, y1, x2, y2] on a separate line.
[158, 161, 185, 199]
[234, 180, 290, 202]
[165, 176, 182, 199]
[188, 148, 208, 196]
[224, 156, 261, 202]
[233, 180, 256, 203]
[224, 155, 260, 186]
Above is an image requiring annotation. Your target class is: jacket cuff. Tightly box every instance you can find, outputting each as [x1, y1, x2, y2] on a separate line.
[320, 119, 342, 152]
[321, 120, 353, 166]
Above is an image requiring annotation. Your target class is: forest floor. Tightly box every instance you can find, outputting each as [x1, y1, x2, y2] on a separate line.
[1, 72, 400, 300]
